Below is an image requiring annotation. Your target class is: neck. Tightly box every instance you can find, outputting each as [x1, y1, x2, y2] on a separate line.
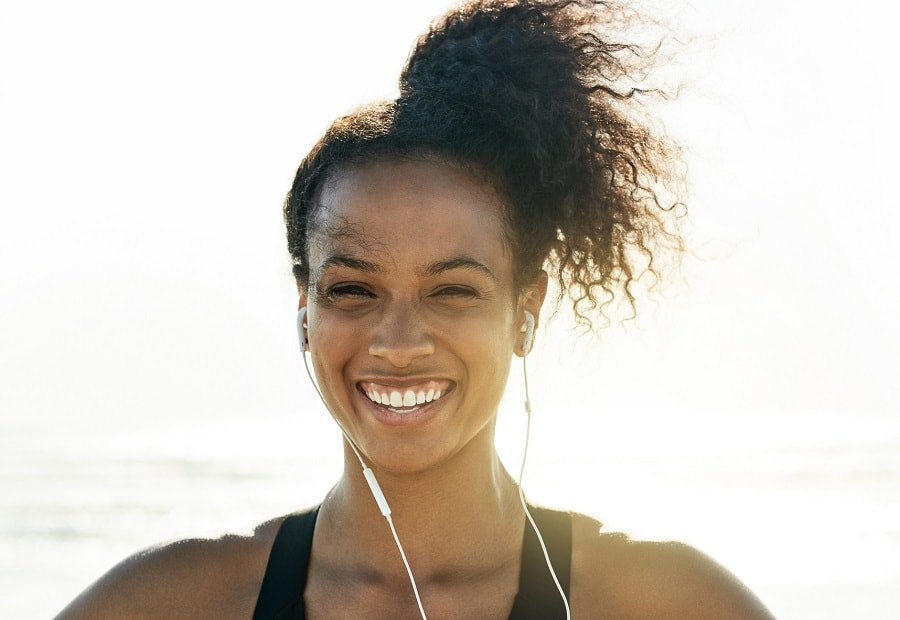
[317, 425, 525, 581]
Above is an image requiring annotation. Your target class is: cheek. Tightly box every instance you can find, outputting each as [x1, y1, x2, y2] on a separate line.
[461, 322, 516, 382]
[307, 316, 356, 386]
[481, 305, 520, 354]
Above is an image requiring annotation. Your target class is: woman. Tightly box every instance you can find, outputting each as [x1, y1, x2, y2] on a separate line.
[57, 1, 775, 618]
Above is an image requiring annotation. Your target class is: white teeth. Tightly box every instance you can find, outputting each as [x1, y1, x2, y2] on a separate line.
[363, 385, 448, 409]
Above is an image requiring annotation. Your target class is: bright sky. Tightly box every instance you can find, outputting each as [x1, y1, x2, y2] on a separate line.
[1, 0, 897, 431]
[3, 5, 899, 618]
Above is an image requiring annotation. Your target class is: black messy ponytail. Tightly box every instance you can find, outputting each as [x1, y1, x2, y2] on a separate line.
[286, 0, 683, 330]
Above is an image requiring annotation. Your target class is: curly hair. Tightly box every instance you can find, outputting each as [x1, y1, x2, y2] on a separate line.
[285, 0, 683, 330]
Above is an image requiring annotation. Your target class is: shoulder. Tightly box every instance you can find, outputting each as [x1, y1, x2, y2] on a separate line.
[568, 513, 775, 620]
[54, 516, 287, 620]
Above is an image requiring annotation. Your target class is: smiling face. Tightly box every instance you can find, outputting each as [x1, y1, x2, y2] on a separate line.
[302, 159, 542, 474]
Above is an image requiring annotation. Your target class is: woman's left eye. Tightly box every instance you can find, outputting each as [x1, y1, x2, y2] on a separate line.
[433, 286, 477, 299]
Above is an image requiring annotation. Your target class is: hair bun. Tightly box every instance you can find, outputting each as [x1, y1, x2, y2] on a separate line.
[286, 0, 683, 331]
[400, 1, 590, 185]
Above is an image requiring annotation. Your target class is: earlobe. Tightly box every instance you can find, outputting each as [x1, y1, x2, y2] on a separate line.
[516, 271, 548, 357]
[297, 290, 310, 354]
[521, 310, 535, 356]
[516, 310, 537, 358]
[297, 307, 309, 354]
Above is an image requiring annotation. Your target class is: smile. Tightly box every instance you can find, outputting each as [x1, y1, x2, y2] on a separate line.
[359, 380, 451, 412]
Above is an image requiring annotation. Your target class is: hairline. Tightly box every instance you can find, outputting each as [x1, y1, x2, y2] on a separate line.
[304, 151, 534, 290]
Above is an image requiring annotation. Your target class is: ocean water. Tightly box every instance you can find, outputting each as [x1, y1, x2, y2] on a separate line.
[3, 410, 898, 619]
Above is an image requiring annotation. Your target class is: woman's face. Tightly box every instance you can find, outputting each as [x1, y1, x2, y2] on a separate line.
[302, 159, 541, 474]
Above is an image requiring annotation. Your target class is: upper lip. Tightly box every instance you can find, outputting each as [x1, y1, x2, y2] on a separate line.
[357, 378, 455, 406]
[357, 378, 454, 392]
[356, 375, 452, 388]
[355, 368, 455, 387]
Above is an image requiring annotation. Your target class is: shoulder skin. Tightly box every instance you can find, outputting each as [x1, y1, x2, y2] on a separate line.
[53, 517, 285, 620]
[569, 514, 776, 620]
[56, 512, 776, 620]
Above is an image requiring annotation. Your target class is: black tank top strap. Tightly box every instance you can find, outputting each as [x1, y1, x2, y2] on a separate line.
[253, 503, 571, 619]
[508, 505, 573, 620]
[252, 506, 319, 620]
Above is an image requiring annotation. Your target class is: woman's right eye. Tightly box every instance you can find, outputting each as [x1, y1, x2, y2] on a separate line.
[328, 284, 374, 298]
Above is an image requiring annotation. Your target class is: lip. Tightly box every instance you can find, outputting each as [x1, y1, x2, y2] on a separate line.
[356, 380, 455, 427]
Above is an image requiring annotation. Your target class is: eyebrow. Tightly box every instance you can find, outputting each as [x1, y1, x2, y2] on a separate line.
[420, 256, 496, 281]
[316, 254, 384, 275]
[315, 254, 496, 281]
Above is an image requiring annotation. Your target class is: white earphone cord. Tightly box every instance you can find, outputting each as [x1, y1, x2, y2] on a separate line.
[299, 309, 426, 618]
[520, 353, 572, 620]
[298, 309, 568, 619]
[301, 353, 428, 620]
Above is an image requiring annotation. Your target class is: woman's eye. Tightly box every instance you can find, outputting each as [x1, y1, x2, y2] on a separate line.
[328, 284, 374, 298]
[434, 286, 477, 299]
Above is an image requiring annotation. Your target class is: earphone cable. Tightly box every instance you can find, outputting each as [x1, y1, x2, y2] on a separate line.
[302, 352, 366, 468]
[301, 348, 428, 620]
[387, 514, 428, 619]
[518, 354, 572, 620]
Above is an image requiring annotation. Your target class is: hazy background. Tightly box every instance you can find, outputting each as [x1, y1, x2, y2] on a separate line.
[2, 0, 898, 618]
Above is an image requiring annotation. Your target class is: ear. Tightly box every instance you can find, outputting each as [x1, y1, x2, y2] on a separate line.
[515, 270, 548, 357]
[296, 280, 308, 309]
[297, 284, 310, 352]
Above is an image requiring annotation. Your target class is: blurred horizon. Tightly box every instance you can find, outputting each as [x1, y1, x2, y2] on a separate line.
[4, 408, 899, 618]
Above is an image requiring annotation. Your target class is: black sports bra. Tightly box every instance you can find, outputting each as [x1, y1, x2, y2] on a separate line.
[253, 504, 572, 619]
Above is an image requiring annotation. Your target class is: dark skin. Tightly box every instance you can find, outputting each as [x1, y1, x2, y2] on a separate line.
[56, 161, 775, 620]
[55, 510, 774, 619]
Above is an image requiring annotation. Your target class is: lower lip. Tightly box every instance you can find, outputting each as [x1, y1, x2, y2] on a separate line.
[357, 387, 450, 427]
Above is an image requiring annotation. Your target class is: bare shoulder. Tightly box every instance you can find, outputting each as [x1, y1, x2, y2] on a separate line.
[54, 516, 286, 620]
[568, 513, 776, 620]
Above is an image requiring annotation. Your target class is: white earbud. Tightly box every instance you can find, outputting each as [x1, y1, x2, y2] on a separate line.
[297, 307, 308, 354]
[522, 310, 535, 356]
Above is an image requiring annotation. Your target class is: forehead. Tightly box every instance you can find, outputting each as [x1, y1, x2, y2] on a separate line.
[308, 160, 513, 277]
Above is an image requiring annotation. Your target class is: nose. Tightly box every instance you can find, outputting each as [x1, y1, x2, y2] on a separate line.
[368, 303, 435, 367]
